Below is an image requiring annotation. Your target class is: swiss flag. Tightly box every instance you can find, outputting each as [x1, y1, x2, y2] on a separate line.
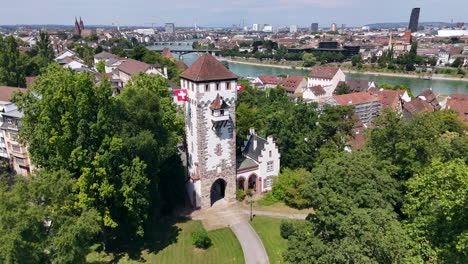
[174, 89, 188, 101]
[237, 84, 245, 91]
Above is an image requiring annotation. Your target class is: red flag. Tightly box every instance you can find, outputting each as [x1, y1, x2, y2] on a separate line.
[174, 89, 188, 101]
[237, 84, 245, 91]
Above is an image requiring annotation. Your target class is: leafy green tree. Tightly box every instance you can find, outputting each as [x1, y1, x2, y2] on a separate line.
[271, 168, 312, 209]
[0, 35, 25, 87]
[335, 82, 352, 95]
[367, 109, 466, 180]
[96, 60, 105, 73]
[351, 54, 363, 66]
[36, 31, 54, 68]
[284, 208, 419, 264]
[13, 65, 184, 244]
[404, 158, 467, 263]
[451, 57, 463, 68]
[0, 169, 100, 264]
[302, 52, 317, 67]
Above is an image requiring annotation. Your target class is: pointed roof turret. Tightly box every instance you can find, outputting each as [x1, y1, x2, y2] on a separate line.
[210, 94, 229, 110]
[180, 53, 237, 82]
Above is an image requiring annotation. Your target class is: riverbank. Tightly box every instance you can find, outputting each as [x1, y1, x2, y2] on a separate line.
[218, 57, 468, 82]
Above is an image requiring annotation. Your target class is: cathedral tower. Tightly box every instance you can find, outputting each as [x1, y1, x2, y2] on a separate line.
[180, 53, 238, 209]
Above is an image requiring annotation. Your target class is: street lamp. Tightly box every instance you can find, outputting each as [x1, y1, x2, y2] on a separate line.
[249, 199, 254, 221]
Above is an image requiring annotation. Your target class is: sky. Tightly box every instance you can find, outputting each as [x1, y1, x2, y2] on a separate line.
[1, 0, 467, 27]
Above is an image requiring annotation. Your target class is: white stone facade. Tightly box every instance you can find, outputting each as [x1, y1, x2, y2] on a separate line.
[307, 69, 346, 97]
[236, 129, 280, 194]
[183, 78, 238, 209]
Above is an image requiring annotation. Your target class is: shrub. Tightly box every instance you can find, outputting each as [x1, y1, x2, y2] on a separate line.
[256, 192, 279, 206]
[280, 220, 295, 239]
[246, 188, 253, 197]
[191, 228, 212, 249]
[271, 168, 312, 209]
[236, 189, 246, 201]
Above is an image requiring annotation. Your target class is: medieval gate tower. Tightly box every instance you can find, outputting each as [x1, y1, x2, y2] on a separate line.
[180, 53, 238, 209]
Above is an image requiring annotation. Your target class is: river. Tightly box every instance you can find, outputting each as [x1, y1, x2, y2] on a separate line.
[148, 44, 468, 95]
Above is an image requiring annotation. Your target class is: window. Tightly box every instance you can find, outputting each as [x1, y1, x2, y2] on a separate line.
[15, 156, 25, 165]
[205, 84, 210, 92]
[216, 83, 220, 91]
[9, 132, 18, 139]
[269, 151, 272, 158]
[220, 110, 224, 115]
[267, 161, 274, 172]
[226, 82, 231, 90]
[266, 177, 273, 188]
[12, 144, 21, 153]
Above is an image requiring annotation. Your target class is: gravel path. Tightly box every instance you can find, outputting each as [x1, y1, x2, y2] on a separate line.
[231, 222, 269, 264]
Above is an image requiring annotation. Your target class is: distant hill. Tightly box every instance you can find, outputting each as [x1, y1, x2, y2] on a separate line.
[364, 22, 466, 29]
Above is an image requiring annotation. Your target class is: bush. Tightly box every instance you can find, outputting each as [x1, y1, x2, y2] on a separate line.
[280, 220, 295, 239]
[256, 192, 279, 206]
[246, 188, 253, 197]
[236, 189, 246, 201]
[271, 168, 312, 209]
[191, 228, 212, 249]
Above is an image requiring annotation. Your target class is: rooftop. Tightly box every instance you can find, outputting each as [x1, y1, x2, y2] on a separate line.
[308, 66, 339, 79]
[180, 53, 238, 82]
[333, 91, 382, 105]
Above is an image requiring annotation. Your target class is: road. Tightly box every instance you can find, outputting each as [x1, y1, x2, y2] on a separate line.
[231, 222, 269, 264]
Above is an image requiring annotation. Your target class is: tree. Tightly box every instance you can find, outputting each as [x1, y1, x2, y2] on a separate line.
[284, 208, 419, 264]
[302, 53, 317, 67]
[271, 168, 312, 209]
[96, 60, 105, 73]
[335, 82, 352, 95]
[404, 158, 467, 263]
[36, 31, 54, 68]
[451, 57, 462, 68]
[0, 35, 25, 87]
[351, 54, 363, 66]
[0, 170, 100, 264]
[13, 65, 184, 244]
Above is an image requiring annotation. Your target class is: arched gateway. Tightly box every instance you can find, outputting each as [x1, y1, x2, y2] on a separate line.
[182, 53, 238, 209]
[210, 179, 226, 205]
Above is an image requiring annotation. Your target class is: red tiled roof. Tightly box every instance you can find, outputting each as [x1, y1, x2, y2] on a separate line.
[308, 66, 339, 79]
[258, 75, 284, 85]
[162, 48, 174, 59]
[333, 91, 382, 105]
[446, 93, 468, 121]
[25, 76, 37, 88]
[418, 89, 441, 110]
[0, 86, 27, 102]
[117, 58, 152, 76]
[280, 76, 304, 92]
[370, 88, 405, 109]
[403, 98, 434, 115]
[180, 53, 238, 82]
[210, 94, 229, 110]
[176, 60, 189, 70]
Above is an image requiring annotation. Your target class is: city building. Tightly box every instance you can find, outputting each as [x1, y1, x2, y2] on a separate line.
[326, 91, 383, 124]
[311, 23, 319, 32]
[444, 94, 468, 121]
[408, 8, 420, 32]
[181, 53, 239, 209]
[181, 53, 280, 208]
[253, 76, 284, 90]
[280, 76, 307, 96]
[290, 25, 298, 33]
[331, 23, 337, 31]
[252, 24, 260, 31]
[0, 87, 27, 161]
[237, 128, 280, 194]
[165, 23, 175, 33]
[94, 51, 118, 64]
[307, 66, 345, 98]
[116, 58, 167, 87]
[403, 89, 441, 119]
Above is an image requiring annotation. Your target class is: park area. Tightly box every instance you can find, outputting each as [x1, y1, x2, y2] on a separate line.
[87, 220, 244, 264]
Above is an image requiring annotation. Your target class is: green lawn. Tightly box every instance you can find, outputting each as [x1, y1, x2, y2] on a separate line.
[251, 216, 304, 264]
[87, 220, 244, 264]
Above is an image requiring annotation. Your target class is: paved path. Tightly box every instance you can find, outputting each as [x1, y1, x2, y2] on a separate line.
[231, 222, 269, 264]
[245, 210, 308, 219]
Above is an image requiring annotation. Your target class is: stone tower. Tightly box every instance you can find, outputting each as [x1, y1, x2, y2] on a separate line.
[180, 53, 238, 209]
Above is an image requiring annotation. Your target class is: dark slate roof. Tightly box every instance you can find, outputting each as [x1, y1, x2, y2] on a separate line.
[236, 156, 258, 171]
[180, 53, 238, 82]
[94, 51, 118, 60]
[242, 135, 267, 162]
[345, 79, 373, 92]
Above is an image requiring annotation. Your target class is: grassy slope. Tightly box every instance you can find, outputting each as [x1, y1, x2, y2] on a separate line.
[87, 220, 244, 264]
[250, 216, 304, 264]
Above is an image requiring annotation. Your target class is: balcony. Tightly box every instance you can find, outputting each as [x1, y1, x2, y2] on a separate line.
[211, 110, 229, 123]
